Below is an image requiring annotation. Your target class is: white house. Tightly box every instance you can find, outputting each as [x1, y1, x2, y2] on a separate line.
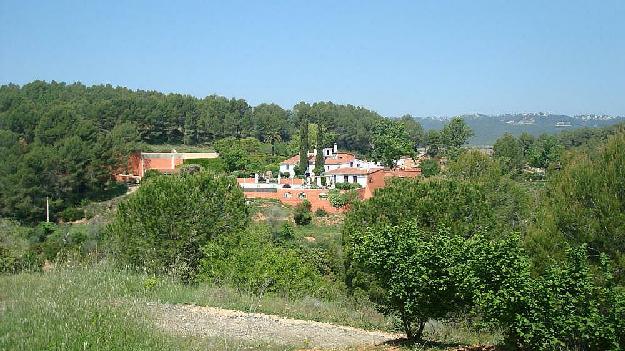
[280, 144, 361, 177]
[279, 143, 385, 188]
[322, 167, 379, 188]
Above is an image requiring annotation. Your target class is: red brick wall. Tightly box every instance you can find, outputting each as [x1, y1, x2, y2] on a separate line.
[142, 157, 183, 173]
[279, 178, 304, 185]
[240, 169, 421, 211]
[121, 153, 185, 178]
[243, 188, 341, 213]
[362, 169, 422, 199]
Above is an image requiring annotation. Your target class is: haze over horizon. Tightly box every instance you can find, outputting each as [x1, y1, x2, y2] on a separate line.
[1, 0, 624, 117]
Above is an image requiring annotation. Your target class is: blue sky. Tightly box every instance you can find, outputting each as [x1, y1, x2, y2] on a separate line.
[1, 0, 624, 116]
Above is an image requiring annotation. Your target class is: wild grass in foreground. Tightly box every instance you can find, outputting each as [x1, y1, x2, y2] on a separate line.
[0, 264, 501, 350]
[0, 265, 295, 351]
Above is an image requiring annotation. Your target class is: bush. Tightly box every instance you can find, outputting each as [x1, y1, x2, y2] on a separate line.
[0, 219, 41, 273]
[315, 208, 328, 217]
[351, 222, 471, 339]
[141, 169, 162, 181]
[108, 171, 248, 282]
[475, 245, 625, 350]
[293, 200, 312, 225]
[273, 222, 295, 243]
[343, 177, 507, 338]
[335, 182, 361, 190]
[178, 163, 202, 175]
[59, 207, 85, 222]
[328, 189, 359, 208]
[420, 158, 439, 177]
[183, 158, 226, 173]
[200, 225, 328, 296]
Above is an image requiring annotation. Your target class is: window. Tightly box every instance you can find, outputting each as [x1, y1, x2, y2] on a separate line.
[344, 175, 349, 183]
[284, 192, 292, 198]
[353, 175, 357, 183]
[298, 192, 307, 199]
[350, 162, 353, 167]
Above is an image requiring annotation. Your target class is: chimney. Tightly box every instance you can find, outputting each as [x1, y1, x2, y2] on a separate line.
[333, 143, 338, 153]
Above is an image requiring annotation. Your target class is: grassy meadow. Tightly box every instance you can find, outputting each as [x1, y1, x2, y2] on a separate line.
[0, 263, 499, 351]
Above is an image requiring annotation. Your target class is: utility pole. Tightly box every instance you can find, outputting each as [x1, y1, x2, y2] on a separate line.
[46, 196, 49, 223]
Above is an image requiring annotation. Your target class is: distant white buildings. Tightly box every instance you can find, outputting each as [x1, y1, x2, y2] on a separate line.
[278, 143, 383, 186]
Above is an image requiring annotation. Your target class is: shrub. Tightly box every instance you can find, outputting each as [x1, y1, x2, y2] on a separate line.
[273, 222, 295, 243]
[183, 158, 226, 173]
[178, 163, 202, 175]
[475, 245, 625, 350]
[0, 219, 41, 273]
[200, 225, 327, 296]
[343, 177, 506, 338]
[41, 225, 89, 261]
[107, 171, 248, 282]
[351, 223, 471, 339]
[315, 208, 328, 217]
[328, 189, 359, 208]
[420, 158, 439, 177]
[141, 169, 162, 181]
[293, 200, 312, 225]
[59, 207, 85, 222]
[335, 182, 361, 190]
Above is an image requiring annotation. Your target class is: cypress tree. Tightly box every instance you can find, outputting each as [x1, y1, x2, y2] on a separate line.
[314, 124, 326, 185]
[298, 115, 309, 176]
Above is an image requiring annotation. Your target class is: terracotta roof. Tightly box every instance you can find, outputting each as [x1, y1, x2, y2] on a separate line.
[325, 153, 356, 165]
[282, 152, 356, 166]
[281, 155, 307, 165]
[323, 167, 381, 175]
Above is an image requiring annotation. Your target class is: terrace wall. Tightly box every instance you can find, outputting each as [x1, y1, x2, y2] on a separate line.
[243, 187, 341, 213]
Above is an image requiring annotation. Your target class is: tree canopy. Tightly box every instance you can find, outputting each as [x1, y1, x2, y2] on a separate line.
[370, 119, 413, 168]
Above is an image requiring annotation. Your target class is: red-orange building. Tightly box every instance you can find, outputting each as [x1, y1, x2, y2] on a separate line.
[238, 168, 421, 213]
[115, 151, 218, 182]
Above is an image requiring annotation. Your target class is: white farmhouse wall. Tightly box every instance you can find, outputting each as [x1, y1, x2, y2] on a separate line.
[279, 164, 296, 177]
[356, 175, 368, 187]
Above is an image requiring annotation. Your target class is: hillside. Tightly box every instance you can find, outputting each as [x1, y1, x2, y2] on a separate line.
[416, 113, 625, 145]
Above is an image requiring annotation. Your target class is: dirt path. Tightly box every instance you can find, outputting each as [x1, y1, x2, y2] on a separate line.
[148, 302, 402, 349]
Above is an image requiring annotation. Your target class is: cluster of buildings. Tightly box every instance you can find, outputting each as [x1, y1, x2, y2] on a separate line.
[116, 144, 422, 213]
[240, 143, 422, 213]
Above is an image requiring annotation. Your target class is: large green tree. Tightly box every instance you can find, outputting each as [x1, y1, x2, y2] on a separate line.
[370, 119, 413, 168]
[493, 133, 525, 173]
[398, 114, 425, 150]
[253, 103, 289, 155]
[108, 171, 248, 282]
[525, 132, 625, 277]
[441, 117, 474, 156]
[294, 102, 310, 176]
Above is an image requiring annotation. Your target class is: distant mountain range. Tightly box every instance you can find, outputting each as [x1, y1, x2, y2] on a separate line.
[414, 113, 625, 145]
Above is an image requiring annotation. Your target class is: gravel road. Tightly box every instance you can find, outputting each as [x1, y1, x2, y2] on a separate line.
[148, 302, 401, 349]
